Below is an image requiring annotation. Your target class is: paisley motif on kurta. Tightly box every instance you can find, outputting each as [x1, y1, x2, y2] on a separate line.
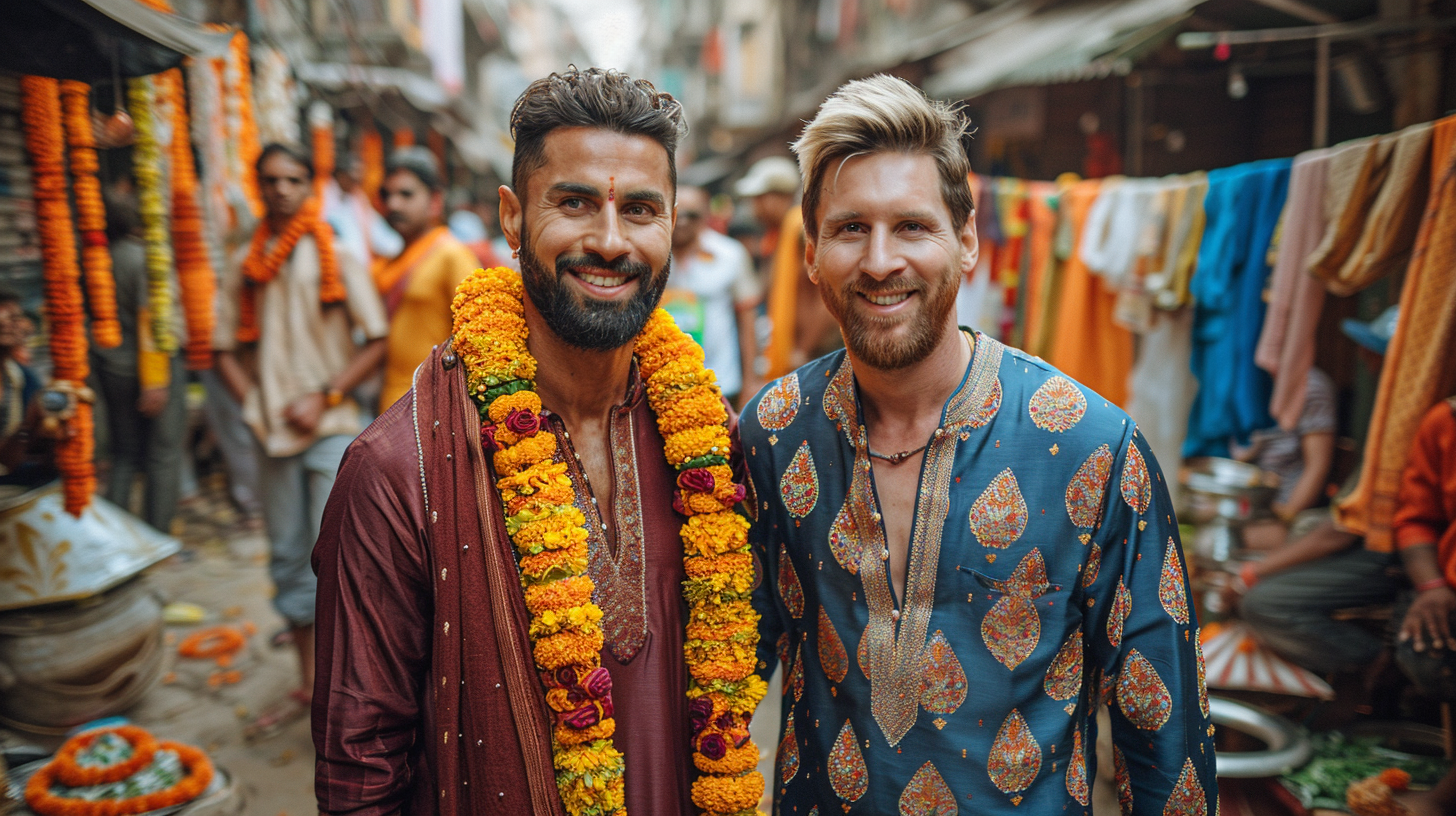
[1163, 758, 1208, 816]
[818, 605, 849, 684]
[1082, 542, 1102, 588]
[757, 372, 801, 431]
[1066, 726, 1089, 805]
[899, 761, 957, 816]
[1044, 629, 1083, 703]
[778, 711, 800, 784]
[1159, 538, 1190, 625]
[1028, 375, 1087, 433]
[828, 720, 869, 803]
[1117, 649, 1173, 731]
[1114, 744, 1133, 815]
[1066, 444, 1114, 528]
[1194, 630, 1210, 719]
[987, 709, 1041, 795]
[983, 594, 1040, 671]
[1120, 441, 1153, 513]
[919, 630, 967, 714]
[780, 440, 820, 518]
[1108, 577, 1131, 649]
[968, 468, 1028, 549]
[829, 500, 864, 575]
[789, 641, 805, 702]
[778, 541, 805, 619]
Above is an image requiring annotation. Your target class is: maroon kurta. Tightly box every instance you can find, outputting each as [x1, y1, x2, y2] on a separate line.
[313, 342, 694, 815]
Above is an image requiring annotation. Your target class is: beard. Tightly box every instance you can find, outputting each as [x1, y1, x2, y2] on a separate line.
[517, 226, 670, 351]
[819, 263, 960, 371]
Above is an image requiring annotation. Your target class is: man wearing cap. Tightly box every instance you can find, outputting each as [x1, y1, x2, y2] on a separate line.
[373, 146, 480, 411]
[737, 156, 843, 379]
[1230, 308, 1408, 675]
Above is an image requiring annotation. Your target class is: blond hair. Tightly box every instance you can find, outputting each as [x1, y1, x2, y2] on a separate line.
[792, 75, 974, 239]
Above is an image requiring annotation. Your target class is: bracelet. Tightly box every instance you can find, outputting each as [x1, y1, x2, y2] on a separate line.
[1415, 577, 1450, 593]
[1239, 561, 1260, 589]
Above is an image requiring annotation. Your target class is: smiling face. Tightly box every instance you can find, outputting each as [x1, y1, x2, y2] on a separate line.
[807, 151, 976, 371]
[500, 126, 676, 351]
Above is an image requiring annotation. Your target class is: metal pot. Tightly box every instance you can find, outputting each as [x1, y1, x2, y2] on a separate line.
[0, 579, 165, 732]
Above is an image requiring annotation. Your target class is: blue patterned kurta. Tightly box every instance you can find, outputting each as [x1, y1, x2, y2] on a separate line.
[742, 334, 1216, 815]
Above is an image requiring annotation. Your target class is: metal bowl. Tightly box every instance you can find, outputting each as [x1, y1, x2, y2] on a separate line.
[1211, 696, 1313, 778]
[1182, 458, 1280, 523]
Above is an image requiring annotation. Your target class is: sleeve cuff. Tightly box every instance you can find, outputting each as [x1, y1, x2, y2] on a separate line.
[1395, 523, 1443, 550]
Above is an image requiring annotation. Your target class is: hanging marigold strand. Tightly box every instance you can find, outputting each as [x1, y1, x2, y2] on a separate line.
[20, 76, 95, 516]
[311, 104, 334, 199]
[227, 30, 263, 218]
[128, 75, 177, 354]
[163, 68, 218, 370]
[58, 80, 120, 349]
[359, 123, 384, 210]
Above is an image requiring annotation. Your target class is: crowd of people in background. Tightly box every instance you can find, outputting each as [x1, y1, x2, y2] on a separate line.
[0, 90, 1449, 812]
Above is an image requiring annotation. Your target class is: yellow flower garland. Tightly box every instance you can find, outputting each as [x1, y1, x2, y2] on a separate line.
[451, 268, 766, 816]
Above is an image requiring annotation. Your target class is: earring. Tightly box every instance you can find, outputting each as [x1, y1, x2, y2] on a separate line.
[511, 249, 519, 259]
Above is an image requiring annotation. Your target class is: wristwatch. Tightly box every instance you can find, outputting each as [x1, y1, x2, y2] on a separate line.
[323, 387, 345, 409]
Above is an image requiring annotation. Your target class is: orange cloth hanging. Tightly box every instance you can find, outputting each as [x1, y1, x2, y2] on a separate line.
[1020, 186, 1059, 357]
[1044, 179, 1134, 407]
[1335, 116, 1456, 551]
[763, 206, 806, 380]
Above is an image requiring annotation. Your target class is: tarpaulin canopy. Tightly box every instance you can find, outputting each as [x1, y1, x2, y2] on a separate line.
[0, 0, 232, 81]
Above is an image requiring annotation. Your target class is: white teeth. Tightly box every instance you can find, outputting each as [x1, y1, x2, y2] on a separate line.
[867, 292, 911, 306]
[578, 272, 627, 288]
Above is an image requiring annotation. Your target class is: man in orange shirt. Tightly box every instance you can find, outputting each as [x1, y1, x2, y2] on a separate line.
[373, 147, 479, 410]
[1391, 395, 1456, 814]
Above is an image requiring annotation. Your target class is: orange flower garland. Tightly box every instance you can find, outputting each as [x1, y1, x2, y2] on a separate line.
[58, 81, 120, 350]
[178, 626, 247, 665]
[160, 68, 218, 370]
[359, 123, 384, 207]
[452, 268, 766, 816]
[50, 726, 157, 787]
[227, 31, 263, 219]
[20, 76, 95, 516]
[26, 727, 214, 816]
[236, 197, 343, 344]
[310, 104, 334, 199]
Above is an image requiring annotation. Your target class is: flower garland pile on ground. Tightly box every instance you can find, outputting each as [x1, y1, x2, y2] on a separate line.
[162, 67, 217, 370]
[20, 76, 94, 516]
[25, 725, 214, 816]
[451, 267, 766, 816]
[126, 75, 177, 355]
[236, 197, 343, 343]
[58, 81, 120, 349]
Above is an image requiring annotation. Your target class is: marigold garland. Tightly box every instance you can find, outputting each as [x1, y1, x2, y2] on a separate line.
[236, 197, 344, 344]
[58, 81, 120, 350]
[25, 727, 214, 816]
[225, 31, 262, 219]
[127, 75, 177, 355]
[310, 102, 334, 199]
[157, 66, 218, 370]
[451, 268, 766, 816]
[359, 123, 384, 208]
[20, 76, 95, 517]
[50, 726, 157, 787]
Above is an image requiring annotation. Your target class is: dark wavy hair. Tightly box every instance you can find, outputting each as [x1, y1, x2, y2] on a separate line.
[509, 66, 685, 198]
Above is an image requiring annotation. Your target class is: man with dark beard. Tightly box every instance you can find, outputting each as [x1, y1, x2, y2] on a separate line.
[311, 67, 766, 816]
[741, 75, 1216, 813]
